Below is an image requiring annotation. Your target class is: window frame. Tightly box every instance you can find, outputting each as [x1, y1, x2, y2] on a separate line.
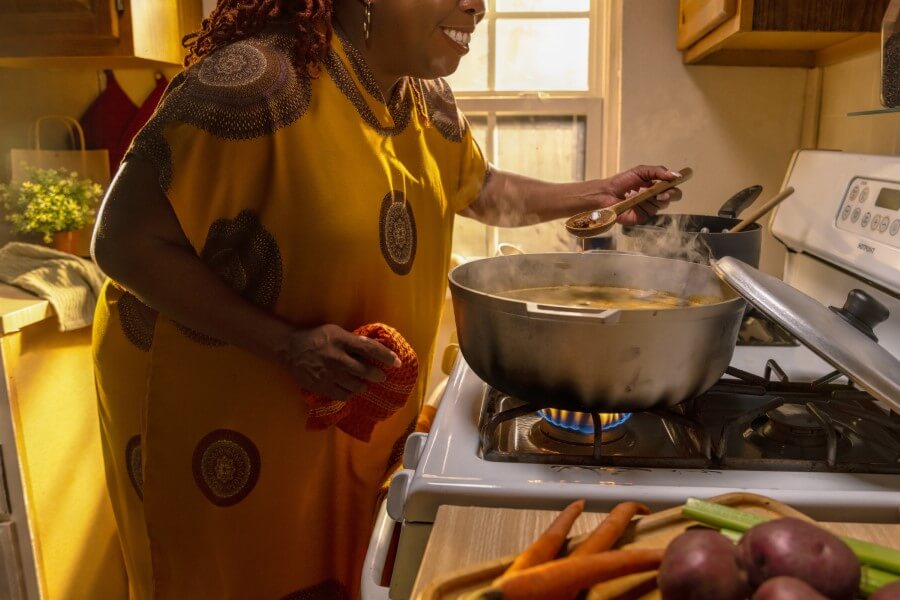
[449, 0, 605, 254]
[453, 0, 603, 179]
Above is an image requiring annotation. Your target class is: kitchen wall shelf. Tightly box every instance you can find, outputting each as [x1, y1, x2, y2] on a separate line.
[678, 0, 891, 67]
[0, 0, 203, 68]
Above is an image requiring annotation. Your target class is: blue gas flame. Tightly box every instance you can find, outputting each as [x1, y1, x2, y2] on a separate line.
[538, 409, 632, 435]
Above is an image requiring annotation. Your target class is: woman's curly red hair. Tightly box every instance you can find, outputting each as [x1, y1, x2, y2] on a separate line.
[182, 0, 334, 70]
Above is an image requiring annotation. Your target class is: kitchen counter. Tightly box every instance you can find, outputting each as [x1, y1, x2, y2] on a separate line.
[411, 505, 900, 598]
[0, 283, 53, 334]
[0, 283, 126, 599]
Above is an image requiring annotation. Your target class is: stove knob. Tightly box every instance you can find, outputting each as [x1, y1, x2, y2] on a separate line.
[386, 469, 413, 522]
[829, 289, 890, 342]
[402, 432, 428, 470]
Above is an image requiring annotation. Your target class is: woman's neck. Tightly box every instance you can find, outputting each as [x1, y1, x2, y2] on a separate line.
[331, 13, 402, 100]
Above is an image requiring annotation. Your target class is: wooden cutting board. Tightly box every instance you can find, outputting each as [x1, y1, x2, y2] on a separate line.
[411, 492, 900, 600]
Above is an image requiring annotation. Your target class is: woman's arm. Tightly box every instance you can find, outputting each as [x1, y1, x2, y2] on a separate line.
[460, 165, 683, 227]
[92, 156, 398, 400]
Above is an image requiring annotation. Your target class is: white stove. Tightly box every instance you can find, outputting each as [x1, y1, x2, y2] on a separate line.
[362, 150, 900, 600]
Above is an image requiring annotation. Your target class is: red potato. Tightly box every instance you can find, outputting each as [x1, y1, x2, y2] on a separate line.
[871, 581, 900, 599]
[658, 529, 750, 600]
[737, 518, 860, 600]
[752, 576, 828, 599]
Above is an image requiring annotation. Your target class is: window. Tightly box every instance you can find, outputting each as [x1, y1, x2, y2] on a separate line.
[448, 0, 603, 256]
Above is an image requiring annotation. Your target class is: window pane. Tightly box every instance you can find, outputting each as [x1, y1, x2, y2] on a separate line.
[495, 116, 584, 181]
[496, 0, 590, 11]
[495, 19, 589, 91]
[446, 27, 489, 92]
[495, 116, 586, 253]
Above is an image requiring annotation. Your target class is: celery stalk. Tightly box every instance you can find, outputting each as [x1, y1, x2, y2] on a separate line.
[719, 528, 743, 543]
[682, 498, 766, 532]
[842, 538, 900, 577]
[861, 565, 900, 597]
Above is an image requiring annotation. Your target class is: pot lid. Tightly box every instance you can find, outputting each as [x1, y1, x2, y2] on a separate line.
[713, 256, 900, 410]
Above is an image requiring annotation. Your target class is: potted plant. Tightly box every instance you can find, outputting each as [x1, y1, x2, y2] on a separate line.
[0, 165, 103, 254]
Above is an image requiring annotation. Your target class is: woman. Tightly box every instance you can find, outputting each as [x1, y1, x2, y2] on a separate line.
[91, 0, 682, 597]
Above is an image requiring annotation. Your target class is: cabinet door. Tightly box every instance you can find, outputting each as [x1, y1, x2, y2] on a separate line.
[677, 0, 737, 50]
[0, 0, 120, 54]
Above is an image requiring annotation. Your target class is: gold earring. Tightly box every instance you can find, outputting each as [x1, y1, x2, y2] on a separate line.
[363, 1, 373, 46]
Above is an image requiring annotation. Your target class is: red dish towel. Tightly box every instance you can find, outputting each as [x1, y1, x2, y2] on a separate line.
[305, 323, 419, 442]
[79, 70, 138, 174]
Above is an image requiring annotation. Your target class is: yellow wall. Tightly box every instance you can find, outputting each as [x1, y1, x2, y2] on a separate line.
[615, 0, 812, 278]
[818, 49, 900, 154]
[0, 66, 181, 251]
[0, 67, 180, 183]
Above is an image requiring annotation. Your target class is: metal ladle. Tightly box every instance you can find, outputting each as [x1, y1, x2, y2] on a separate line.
[565, 168, 694, 238]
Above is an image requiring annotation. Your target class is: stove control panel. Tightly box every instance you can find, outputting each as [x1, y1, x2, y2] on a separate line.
[771, 150, 900, 294]
[836, 177, 900, 248]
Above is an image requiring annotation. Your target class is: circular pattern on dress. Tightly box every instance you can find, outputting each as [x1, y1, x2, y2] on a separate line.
[379, 191, 417, 276]
[192, 429, 261, 507]
[177, 209, 283, 345]
[126, 29, 312, 194]
[125, 435, 143, 499]
[197, 43, 267, 89]
[117, 292, 158, 352]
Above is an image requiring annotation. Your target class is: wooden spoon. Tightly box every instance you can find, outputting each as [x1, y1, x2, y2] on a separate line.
[565, 168, 694, 238]
[729, 186, 795, 232]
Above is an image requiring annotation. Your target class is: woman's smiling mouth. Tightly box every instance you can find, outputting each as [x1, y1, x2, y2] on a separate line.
[440, 26, 473, 52]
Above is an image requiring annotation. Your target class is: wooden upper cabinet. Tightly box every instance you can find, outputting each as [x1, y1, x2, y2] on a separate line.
[678, 0, 891, 67]
[0, 0, 203, 68]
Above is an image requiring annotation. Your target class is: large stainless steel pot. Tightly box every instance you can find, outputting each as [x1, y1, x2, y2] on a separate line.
[448, 252, 745, 411]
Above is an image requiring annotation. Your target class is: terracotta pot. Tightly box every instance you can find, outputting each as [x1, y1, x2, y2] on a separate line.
[52, 231, 80, 254]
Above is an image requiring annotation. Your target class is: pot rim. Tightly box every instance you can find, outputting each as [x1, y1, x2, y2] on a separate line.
[448, 252, 746, 318]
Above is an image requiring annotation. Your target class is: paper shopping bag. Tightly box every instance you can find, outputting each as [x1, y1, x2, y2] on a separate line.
[7, 115, 110, 255]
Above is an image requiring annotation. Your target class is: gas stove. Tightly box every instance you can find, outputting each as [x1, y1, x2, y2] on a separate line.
[480, 361, 898, 473]
[364, 150, 900, 600]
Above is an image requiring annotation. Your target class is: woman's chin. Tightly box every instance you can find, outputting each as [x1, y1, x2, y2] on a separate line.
[420, 55, 463, 80]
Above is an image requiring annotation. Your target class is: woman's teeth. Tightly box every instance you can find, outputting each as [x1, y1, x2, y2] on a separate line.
[442, 28, 472, 47]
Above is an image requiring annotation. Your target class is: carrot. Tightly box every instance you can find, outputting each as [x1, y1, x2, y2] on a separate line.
[569, 501, 651, 557]
[479, 548, 664, 600]
[501, 499, 586, 576]
[586, 569, 658, 600]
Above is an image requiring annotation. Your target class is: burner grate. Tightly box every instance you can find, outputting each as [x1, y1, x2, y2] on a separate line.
[479, 360, 900, 473]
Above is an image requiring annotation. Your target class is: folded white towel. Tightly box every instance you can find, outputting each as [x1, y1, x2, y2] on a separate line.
[0, 242, 105, 331]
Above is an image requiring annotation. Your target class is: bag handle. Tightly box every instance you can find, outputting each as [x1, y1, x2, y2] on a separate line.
[33, 115, 87, 152]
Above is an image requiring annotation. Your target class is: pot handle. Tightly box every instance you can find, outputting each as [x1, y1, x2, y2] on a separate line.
[525, 302, 621, 323]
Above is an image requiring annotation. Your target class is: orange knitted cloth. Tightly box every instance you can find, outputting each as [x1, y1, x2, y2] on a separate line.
[304, 323, 419, 442]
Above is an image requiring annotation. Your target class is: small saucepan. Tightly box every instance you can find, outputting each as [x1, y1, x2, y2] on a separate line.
[586, 185, 764, 268]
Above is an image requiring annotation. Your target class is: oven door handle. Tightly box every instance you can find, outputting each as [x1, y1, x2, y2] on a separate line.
[361, 500, 394, 600]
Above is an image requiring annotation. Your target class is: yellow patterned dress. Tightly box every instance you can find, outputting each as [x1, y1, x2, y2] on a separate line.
[92, 25, 486, 600]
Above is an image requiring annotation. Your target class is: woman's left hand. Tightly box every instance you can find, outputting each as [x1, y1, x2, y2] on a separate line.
[591, 165, 684, 226]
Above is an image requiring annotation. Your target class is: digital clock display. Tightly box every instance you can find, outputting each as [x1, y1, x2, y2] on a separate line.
[875, 187, 900, 211]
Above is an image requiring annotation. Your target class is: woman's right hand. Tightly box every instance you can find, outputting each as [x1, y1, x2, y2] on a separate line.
[282, 324, 402, 402]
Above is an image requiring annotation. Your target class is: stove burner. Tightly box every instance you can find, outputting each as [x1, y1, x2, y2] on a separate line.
[480, 359, 898, 473]
[757, 405, 832, 448]
[538, 410, 631, 445]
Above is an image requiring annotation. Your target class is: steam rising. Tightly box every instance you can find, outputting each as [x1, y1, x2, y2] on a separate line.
[614, 214, 713, 266]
